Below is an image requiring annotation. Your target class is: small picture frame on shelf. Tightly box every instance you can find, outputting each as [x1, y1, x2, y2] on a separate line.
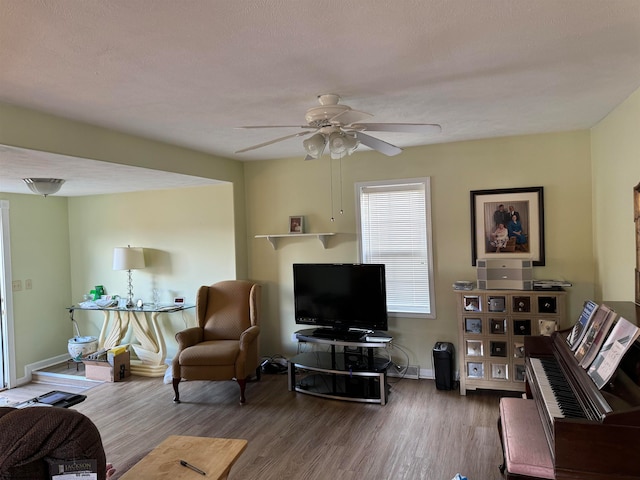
[289, 215, 304, 234]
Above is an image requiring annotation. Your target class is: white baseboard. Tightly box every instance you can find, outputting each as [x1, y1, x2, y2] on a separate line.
[18, 353, 71, 386]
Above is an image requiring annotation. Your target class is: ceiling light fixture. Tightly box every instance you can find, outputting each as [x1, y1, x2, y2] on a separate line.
[303, 133, 327, 159]
[328, 132, 358, 159]
[23, 178, 65, 197]
[304, 131, 359, 160]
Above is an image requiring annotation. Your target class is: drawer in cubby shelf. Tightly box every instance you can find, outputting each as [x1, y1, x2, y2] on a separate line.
[465, 339, 485, 357]
[463, 316, 484, 335]
[513, 363, 527, 382]
[511, 318, 532, 336]
[487, 295, 507, 313]
[537, 295, 558, 314]
[489, 317, 508, 335]
[490, 362, 509, 380]
[489, 340, 508, 357]
[462, 294, 483, 313]
[536, 318, 559, 336]
[466, 361, 485, 380]
[512, 295, 532, 312]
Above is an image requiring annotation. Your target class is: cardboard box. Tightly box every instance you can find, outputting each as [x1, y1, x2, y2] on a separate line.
[83, 350, 130, 382]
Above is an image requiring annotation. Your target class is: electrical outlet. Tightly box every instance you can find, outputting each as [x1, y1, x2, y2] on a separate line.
[25, 279, 32, 290]
[12, 280, 22, 292]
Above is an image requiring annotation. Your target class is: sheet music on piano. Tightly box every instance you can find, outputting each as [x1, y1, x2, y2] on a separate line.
[566, 300, 598, 351]
[588, 316, 640, 389]
[574, 304, 616, 368]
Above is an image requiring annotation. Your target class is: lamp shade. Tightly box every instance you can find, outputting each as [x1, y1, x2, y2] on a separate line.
[23, 178, 65, 197]
[113, 247, 145, 271]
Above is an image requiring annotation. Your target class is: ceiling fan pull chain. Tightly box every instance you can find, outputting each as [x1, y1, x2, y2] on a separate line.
[339, 155, 344, 215]
[330, 157, 335, 222]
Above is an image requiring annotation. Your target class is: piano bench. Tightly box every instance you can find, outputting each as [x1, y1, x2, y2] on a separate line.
[498, 398, 554, 480]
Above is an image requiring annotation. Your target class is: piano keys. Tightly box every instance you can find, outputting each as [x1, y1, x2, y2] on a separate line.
[528, 357, 587, 420]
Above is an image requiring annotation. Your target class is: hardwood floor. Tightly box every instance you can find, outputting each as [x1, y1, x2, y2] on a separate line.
[1, 373, 511, 479]
[3, 371, 511, 479]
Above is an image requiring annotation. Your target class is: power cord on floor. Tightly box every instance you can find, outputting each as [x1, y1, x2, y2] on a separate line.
[260, 355, 288, 374]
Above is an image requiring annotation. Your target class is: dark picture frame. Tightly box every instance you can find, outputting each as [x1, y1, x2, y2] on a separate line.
[470, 186, 545, 266]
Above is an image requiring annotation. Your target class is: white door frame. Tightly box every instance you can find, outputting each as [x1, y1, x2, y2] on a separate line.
[0, 200, 16, 389]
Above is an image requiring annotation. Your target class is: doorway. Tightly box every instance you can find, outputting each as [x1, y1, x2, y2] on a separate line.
[0, 200, 15, 390]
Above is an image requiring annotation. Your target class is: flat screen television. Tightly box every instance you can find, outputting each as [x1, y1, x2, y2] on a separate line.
[293, 263, 388, 338]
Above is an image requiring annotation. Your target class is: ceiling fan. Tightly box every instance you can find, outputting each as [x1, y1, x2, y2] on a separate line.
[235, 94, 441, 160]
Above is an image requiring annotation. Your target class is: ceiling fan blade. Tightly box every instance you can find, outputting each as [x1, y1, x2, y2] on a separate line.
[349, 123, 441, 134]
[329, 109, 373, 126]
[235, 130, 315, 154]
[237, 125, 311, 129]
[355, 132, 402, 156]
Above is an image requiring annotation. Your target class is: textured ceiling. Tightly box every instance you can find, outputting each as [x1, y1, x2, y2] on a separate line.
[1, 0, 640, 196]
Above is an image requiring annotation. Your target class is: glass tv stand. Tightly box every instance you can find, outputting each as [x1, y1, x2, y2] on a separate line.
[288, 329, 392, 405]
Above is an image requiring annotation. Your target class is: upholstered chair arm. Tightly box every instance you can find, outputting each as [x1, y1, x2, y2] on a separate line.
[175, 327, 204, 350]
[235, 325, 260, 379]
[172, 327, 203, 380]
[239, 325, 260, 350]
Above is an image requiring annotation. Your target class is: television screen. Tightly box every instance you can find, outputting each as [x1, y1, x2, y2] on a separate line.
[293, 263, 388, 333]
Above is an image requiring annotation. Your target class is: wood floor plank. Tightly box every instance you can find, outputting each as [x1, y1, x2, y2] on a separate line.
[4, 374, 509, 479]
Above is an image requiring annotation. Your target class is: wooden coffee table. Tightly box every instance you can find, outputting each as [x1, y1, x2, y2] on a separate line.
[119, 435, 247, 479]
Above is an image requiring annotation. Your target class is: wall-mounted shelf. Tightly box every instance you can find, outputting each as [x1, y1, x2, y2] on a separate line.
[255, 233, 336, 250]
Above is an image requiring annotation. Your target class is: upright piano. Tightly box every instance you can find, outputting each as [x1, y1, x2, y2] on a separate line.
[516, 301, 640, 480]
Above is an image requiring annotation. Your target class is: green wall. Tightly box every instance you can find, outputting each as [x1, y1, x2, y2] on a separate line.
[67, 185, 236, 361]
[591, 87, 640, 301]
[245, 131, 595, 370]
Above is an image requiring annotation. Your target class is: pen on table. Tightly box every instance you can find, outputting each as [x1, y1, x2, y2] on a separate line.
[180, 459, 206, 476]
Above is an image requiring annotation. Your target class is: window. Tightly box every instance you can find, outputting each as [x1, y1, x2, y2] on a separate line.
[356, 178, 435, 318]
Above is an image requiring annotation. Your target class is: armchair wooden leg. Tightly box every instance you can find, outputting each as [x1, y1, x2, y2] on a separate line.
[256, 366, 262, 381]
[172, 378, 181, 403]
[237, 378, 247, 404]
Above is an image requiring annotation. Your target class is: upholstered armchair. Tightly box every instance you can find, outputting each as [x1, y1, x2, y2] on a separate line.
[172, 280, 261, 404]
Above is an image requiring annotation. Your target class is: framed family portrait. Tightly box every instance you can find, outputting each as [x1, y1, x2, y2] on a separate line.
[289, 215, 304, 234]
[470, 186, 545, 266]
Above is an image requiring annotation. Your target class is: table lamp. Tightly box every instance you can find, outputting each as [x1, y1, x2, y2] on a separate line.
[113, 246, 145, 308]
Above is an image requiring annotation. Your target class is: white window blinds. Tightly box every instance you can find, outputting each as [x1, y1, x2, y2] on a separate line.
[356, 178, 435, 317]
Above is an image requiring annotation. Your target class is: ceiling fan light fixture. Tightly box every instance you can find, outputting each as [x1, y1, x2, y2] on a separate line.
[343, 133, 359, 155]
[328, 132, 347, 155]
[23, 178, 65, 197]
[328, 132, 359, 157]
[303, 133, 327, 158]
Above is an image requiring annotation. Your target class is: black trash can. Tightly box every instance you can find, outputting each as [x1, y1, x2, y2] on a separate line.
[433, 342, 455, 390]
